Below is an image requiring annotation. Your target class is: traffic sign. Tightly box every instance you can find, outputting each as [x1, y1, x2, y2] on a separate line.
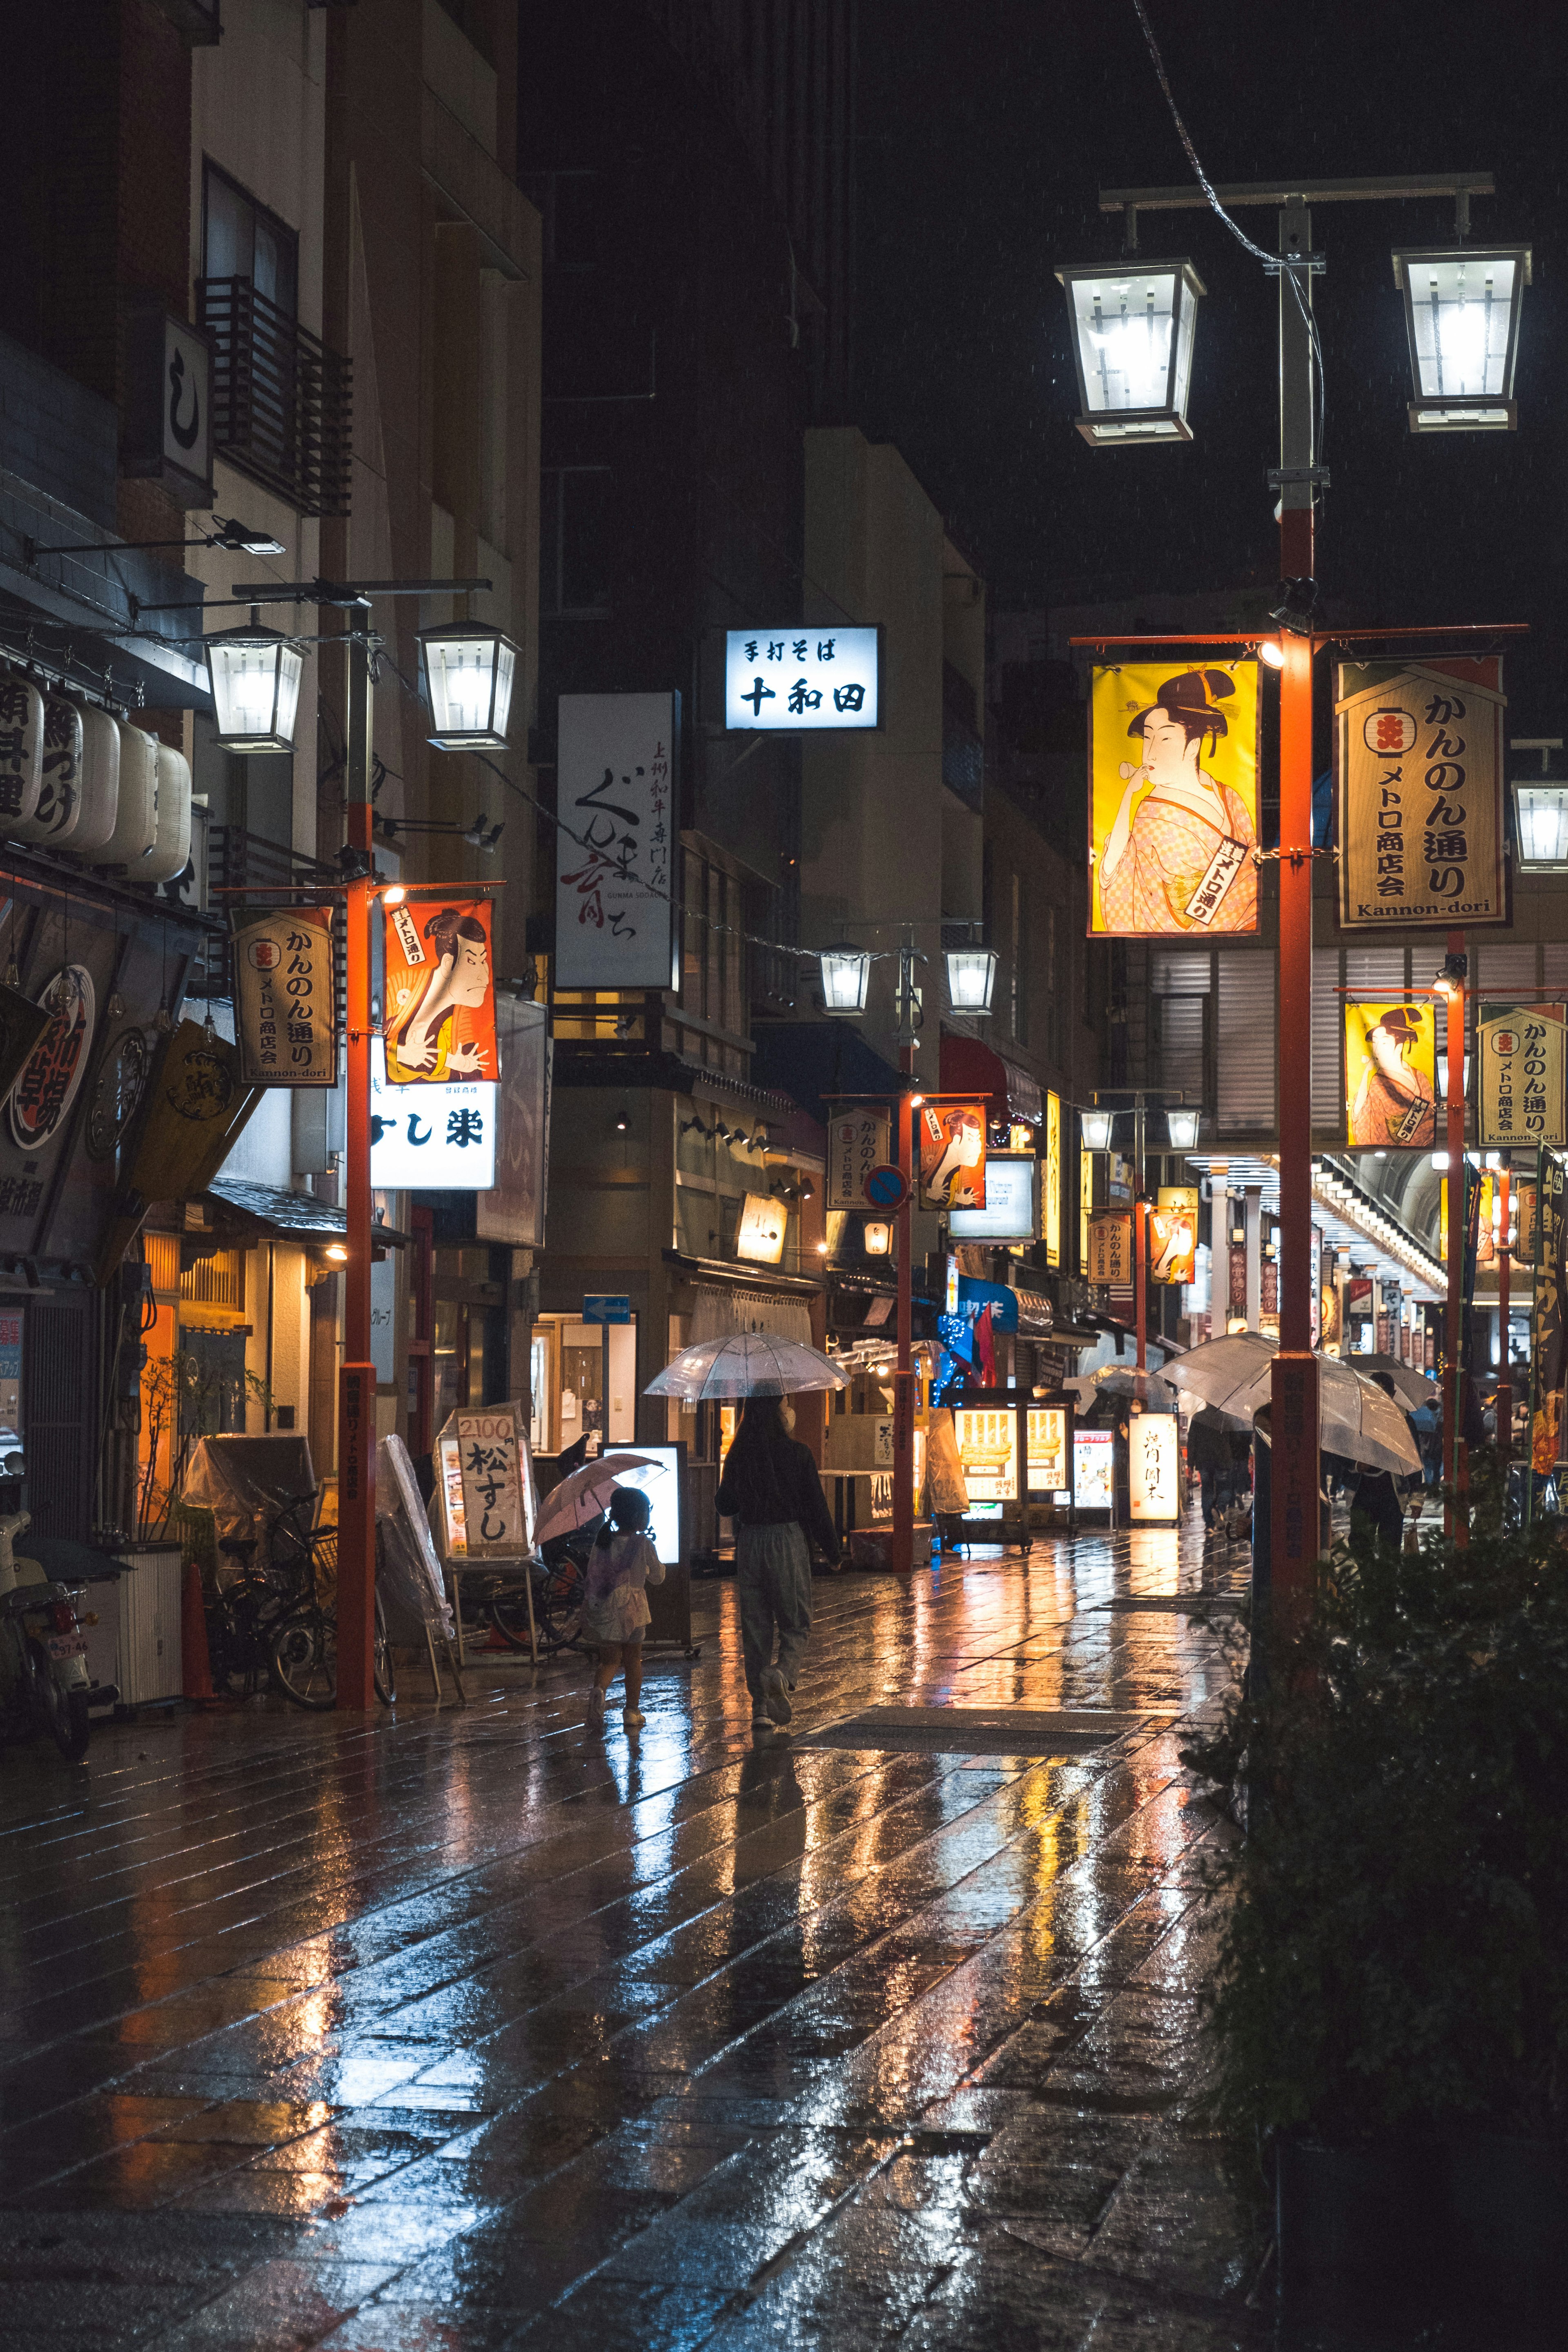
[582, 1294, 632, 1324]
[863, 1163, 909, 1212]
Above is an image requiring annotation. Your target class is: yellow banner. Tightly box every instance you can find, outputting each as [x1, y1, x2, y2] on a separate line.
[1089, 662, 1259, 936]
[1344, 998, 1437, 1148]
[1043, 1091, 1061, 1268]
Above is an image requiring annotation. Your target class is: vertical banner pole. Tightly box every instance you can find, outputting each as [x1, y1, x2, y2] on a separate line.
[891, 1067, 915, 1575]
[1527, 1141, 1544, 1530]
[338, 628, 377, 1709]
[1497, 1161, 1511, 1463]
[1444, 932, 1466, 1536]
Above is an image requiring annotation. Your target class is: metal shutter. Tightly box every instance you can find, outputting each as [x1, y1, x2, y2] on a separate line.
[1216, 951, 1277, 1135]
[25, 1295, 96, 1540]
[1312, 949, 1343, 1135]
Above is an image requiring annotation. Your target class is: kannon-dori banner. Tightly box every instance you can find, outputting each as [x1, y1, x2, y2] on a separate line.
[1344, 998, 1438, 1149]
[1089, 662, 1259, 936]
[1336, 657, 1508, 929]
[233, 906, 337, 1087]
[383, 897, 497, 1085]
[1478, 1003, 1566, 1149]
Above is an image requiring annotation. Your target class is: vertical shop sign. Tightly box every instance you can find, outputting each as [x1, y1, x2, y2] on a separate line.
[1128, 1410, 1180, 1521]
[1089, 662, 1260, 936]
[233, 906, 337, 1086]
[8, 966, 95, 1150]
[555, 692, 679, 988]
[1043, 1090, 1062, 1267]
[383, 898, 497, 1085]
[1336, 658, 1507, 928]
[1479, 1003, 1566, 1148]
[827, 1109, 888, 1211]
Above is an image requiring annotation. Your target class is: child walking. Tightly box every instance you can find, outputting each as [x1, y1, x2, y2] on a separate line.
[582, 1487, 664, 1728]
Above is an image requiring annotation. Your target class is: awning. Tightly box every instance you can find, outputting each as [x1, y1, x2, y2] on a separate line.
[938, 1036, 1042, 1123]
[200, 1178, 410, 1249]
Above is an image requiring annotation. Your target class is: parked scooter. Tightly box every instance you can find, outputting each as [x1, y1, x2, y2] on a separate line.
[0, 1512, 92, 1760]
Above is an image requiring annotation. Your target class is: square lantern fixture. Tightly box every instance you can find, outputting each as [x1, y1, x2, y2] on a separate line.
[417, 623, 519, 749]
[1055, 258, 1205, 446]
[205, 623, 303, 753]
[820, 941, 871, 1017]
[864, 1220, 891, 1256]
[1165, 1107, 1201, 1151]
[945, 943, 997, 1014]
[1392, 245, 1531, 433]
[1080, 1106, 1114, 1151]
[1512, 778, 1568, 871]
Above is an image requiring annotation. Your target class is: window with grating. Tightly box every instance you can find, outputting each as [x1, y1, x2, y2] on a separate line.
[1216, 950, 1276, 1134]
[180, 1250, 245, 1311]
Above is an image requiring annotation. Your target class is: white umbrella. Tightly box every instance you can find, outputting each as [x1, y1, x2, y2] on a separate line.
[644, 1330, 849, 1402]
[1088, 1361, 1178, 1406]
[534, 1452, 662, 1547]
[1354, 1352, 1436, 1410]
[1161, 1332, 1419, 1476]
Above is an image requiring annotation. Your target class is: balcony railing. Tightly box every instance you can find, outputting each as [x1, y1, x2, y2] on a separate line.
[193, 828, 346, 1031]
[196, 278, 353, 519]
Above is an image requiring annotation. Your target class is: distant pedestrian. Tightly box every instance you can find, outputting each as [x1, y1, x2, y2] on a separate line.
[582, 1487, 664, 1729]
[1187, 1406, 1232, 1532]
[716, 1394, 840, 1730]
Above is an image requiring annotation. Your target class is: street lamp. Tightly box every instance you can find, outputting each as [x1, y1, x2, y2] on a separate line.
[205, 621, 303, 753]
[820, 942, 871, 1016]
[1512, 778, 1568, 869]
[1080, 1106, 1114, 1151]
[1055, 258, 1205, 445]
[416, 623, 519, 750]
[1392, 245, 1531, 432]
[944, 942, 997, 1014]
[1166, 1107, 1201, 1151]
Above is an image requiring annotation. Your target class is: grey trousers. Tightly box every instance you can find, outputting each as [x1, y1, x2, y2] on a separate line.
[735, 1520, 813, 1698]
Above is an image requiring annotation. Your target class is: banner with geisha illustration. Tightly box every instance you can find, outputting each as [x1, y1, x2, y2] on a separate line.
[1089, 661, 1259, 936]
[383, 897, 497, 1085]
[1343, 998, 1438, 1149]
[918, 1100, 987, 1212]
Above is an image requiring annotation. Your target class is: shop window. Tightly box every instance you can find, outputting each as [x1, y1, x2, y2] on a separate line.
[179, 1247, 245, 1313]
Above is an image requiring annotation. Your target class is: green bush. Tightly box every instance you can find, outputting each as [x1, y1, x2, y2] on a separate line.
[1186, 1509, 1568, 2148]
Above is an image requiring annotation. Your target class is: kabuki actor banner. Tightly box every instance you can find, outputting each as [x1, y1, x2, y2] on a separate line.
[1479, 1002, 1566, 1149]
[1344, 999, 1437, 1149]
[918, 1100, 987, 1213]
[383, 898, 497, 1086]
[1150, 1186, 1199, 1285]
[1336, 658, 1507, 928]
[723, 627, 880, 731]
[233, 907, 336, 1087]
[1089, 662, 1259, 936]
[555, 692, 678, 989]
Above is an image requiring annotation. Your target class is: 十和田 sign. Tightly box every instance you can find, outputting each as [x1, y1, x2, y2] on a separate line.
[724, 628, 879, 731]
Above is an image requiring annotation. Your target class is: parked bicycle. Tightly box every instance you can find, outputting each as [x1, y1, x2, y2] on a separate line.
[483, 1524, 593, 1656]
[0, 1512, 93, 1760]
[207, 1491, 393, 1711]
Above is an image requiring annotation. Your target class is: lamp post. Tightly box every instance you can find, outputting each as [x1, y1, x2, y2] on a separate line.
[221, 572, 496, 1708]
[1084, 1093, 1194, 1372]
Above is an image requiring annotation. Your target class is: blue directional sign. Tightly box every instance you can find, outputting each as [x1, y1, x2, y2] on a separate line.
[581, 1294, 633, 1325]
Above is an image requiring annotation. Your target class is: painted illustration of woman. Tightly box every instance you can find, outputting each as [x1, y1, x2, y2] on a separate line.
[387, 907, 492, 1079]
[1348, 1006, 1434, 1147]
[1098, 669, 1257, 934]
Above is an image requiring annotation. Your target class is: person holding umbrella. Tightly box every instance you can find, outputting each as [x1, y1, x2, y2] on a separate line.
[582, 1486, 665, 1728]
[716, 1395, 840, 1730]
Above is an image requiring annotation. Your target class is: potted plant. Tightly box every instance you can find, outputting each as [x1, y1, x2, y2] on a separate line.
[1185, 1497, 1568, 2317]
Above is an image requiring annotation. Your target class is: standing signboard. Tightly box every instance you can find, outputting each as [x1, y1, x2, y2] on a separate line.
[1343, 998, 1438, 1148]
[233, 906, 337, 1087]
[1026, 1405, 1069, 1495]
[555, 692, 679, 989]
[1128, 1408, 1180, 1522]
[826, 1110, 888, 1212]
[437, 1401, 537, 1557]
[1089, 662, 1260, 936]
[1336, 659, 1508, 929]
[1478, 1004, 1566, 1149]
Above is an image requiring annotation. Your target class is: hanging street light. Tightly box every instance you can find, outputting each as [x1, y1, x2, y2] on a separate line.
[205, 621, 303, 753]
[1165, 1106, 1201, 1151]
[1512, 776, 1568, 870]
[1080, 1105, 1114, 1152]
[944, 941, 997, 1014]
[1055, 258, 1205, 446]
[819, 941, 871, 1016]
[1392, 245, 1531, 432]
[416, 623, 520, 749]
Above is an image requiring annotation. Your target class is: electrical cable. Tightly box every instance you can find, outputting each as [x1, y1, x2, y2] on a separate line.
[1129, 0, 1326, 473]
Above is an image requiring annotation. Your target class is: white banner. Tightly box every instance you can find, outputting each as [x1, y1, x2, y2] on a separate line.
[1478, 1002, 1566, 1148]
[555, 693, 678, 989]
[826, 1109, 888, 1211]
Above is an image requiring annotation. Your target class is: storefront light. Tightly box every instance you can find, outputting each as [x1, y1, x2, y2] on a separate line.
[1392, 245, 1530, 433]
[1055, 258, 1205, 446]
[417, 623, 519, 749]
[206, 623, 303, 753]
[944, 944, 997, 1014]
[1080, 1106, 1114, 1151]
[820, 941, 871, 1016]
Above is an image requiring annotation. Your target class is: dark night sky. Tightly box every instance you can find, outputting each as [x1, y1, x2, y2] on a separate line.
[855, 0, 1568, 733]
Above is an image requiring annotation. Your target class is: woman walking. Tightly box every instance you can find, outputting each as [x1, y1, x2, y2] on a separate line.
[582, 1487, 664, 1728]
[716, 1395, 840, 1730]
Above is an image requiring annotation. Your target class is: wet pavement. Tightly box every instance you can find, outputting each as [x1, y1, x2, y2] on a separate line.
[0, 1517, 1459, 2350]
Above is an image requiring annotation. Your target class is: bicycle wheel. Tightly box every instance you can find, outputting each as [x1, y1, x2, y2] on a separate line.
[373, 1592, 395, 1706]
[268, 1606, 338, 1710]
[536, 1557, 587, 1652]
[486, 1582, 541, 1652]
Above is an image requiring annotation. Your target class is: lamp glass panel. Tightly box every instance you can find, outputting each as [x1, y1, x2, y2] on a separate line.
[1071, 269, 1179, 415]
[1516, 784, 1568, 868]
[1166, 1108, 1201, 1150]
[1172, 275, 1198, 414]
[945, 945, 997, 1013]
[820, 946, 870, 1015]
[208, 633, 300, 752]
[420, 629, 516, 746]
[1080, 1108, 1114, 1150]
[1408, 254, 1517, 400]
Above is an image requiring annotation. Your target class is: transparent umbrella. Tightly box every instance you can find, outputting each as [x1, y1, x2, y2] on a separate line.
[1353, 1352, 1436, 1411]
[644, 1331, 849, 1402]
[534, 1453, 662, 1548]
[1161, 1332, 1419, 1475]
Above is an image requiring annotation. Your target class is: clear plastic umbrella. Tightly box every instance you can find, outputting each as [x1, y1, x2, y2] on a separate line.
[1353, 1352, 1436, 1410]
[1161, 1332, 1419, 1475]
[644, 1331, 849, 1402]
[534, 1452, 662, 1547]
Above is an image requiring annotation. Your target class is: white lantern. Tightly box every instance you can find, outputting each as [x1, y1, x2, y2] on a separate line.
[864, 1220, 891, 1256]
[1435, 1047, 1472, 1102]
[1080, 1106, 1114, 1151]
[819, 941, 870, 1017]
[944, 944, 997, 1014]
[418, 624, 519, 750]
[1392, 245, 1530, 432]
[1165, 1107, 1201, 1151]
[1512, 779, 1568, 870]
[206, 625, 303, 753]
[1055, 258, 1205, 445]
